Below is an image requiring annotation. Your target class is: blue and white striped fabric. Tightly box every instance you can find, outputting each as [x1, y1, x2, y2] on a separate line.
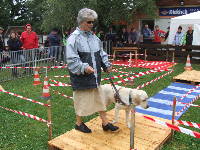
[136, 82, 200, 120]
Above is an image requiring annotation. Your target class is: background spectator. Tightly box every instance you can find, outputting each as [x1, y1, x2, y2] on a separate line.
[182, 26, 194, 59]
[0, 27, 5, 52]
[62, 29, 70, 46]
[106, 27, 116, 43]
[182, 26, 194, 47]
[120, 27, 129, 44]
[142, 24, 152, 44]
[47, 28, 61, 58]
[129, 27, 139, 45]
[153, 25, 166, 44]
[20, 24, 38, 50]
[96, 30, 105, 41]
[172, 26, 184, 46]
[7, 31, 23, 76]
[164, 26, 170, 42]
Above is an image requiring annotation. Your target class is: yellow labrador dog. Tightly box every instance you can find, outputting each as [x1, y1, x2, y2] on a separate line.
[101, 84, 149, 128]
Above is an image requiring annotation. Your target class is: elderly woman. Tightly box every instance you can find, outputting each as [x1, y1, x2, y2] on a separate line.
[66, 8, 119, 133]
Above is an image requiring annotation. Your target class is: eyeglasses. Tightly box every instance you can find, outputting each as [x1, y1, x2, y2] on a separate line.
[86, 21, 94, 24]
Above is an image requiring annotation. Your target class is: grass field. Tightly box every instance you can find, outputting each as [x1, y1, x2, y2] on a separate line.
[0, 63, 200, 150]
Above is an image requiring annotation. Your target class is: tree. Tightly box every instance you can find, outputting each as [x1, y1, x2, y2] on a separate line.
[41, 0, 158, 32]
[0, 0, 27, 28]
[0, 0, 158, 33]
[24, 0, 46, 33]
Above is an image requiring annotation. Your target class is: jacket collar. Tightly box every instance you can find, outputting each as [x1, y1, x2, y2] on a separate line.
[76, 27, 93, 35]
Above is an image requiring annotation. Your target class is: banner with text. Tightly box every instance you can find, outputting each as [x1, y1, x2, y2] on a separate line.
[159, 7, 200, 16]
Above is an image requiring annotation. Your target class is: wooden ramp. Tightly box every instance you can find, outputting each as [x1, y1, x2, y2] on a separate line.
[48, 110, 173, 150]
[173, 70, 200, 85]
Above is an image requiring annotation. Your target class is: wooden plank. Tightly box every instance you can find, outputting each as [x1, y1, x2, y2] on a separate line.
[173, 70, 200, 85]
[49, 109, 173, 150]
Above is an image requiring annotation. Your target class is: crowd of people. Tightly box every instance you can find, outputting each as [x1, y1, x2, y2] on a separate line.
[0, 23, 195, 54]
[0, 17, 195, 73]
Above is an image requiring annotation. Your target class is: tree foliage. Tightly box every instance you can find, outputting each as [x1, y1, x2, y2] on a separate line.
[0, 0, 27, 27]
[0, 0, 158, 32]
[41, 0, 158, 32]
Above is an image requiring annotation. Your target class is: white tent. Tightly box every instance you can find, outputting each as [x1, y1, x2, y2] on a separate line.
[168, 11, 200, 45]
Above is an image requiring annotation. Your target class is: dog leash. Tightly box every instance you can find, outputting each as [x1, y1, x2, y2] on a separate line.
[107, 73, 127, 105]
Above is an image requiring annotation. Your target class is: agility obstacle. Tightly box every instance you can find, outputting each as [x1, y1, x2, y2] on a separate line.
[48, 109, 173, 150]
[173, 70, 200, 85]
[1, 59, 200, 149]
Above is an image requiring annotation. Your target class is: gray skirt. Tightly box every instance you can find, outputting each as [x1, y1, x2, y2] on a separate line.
[73, 86, 106, 116]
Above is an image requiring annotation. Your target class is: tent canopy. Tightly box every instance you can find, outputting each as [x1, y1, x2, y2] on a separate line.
[168, 11, 200, 45]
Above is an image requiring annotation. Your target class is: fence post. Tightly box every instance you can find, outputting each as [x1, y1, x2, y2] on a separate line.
[129, 52, 132, 66]
[171, 96, 177, 136]
[47, 100, 52, 141]
[130, 107, 136, 150]
[144, 49, 147, 61]
[172, 51, 175, 63]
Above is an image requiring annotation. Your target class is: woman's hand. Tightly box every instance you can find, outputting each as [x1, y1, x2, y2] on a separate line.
[106, 66, 112, 73]
[85, 66, 94, 74]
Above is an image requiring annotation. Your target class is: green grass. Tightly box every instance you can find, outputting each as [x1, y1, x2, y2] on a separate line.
[0, 64, 200, 150]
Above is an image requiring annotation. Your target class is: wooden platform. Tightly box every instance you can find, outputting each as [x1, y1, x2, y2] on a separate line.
[173, 70, 200, 85]
[48, 109, 173, 150]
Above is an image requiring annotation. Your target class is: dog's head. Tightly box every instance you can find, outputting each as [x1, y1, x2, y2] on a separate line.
[130, 89, 149, 109]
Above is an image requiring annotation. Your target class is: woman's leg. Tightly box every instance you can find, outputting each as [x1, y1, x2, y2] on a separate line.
[99, 111, 108, 126]
[99, 111, 119, 131]
[76, 115, 82, 125]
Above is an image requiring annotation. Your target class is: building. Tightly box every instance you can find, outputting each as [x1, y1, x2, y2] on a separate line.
[131, 0, 200, 32]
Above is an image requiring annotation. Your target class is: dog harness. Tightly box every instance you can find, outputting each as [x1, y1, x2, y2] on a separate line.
[128, 90, 133, 105]
[114, 88, 133, 106]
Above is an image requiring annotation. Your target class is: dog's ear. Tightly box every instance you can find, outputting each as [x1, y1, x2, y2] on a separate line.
[130, 90, 141, 105]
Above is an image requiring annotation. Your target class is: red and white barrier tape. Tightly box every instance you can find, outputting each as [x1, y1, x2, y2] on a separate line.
[136, 70, 174, 89]
[109, 54, 144, 57]
[113, 69, 168, 85]
[52, 89, 73, 99]
[176, 120, 200, 129]
[176, 94, 200, 116]
[143, 115, 200, 139]
[49, 79, 71, 87]
[113, 62, 173, 70]
[177, 101, 200, 108]
[177, 83, 200, 102]
[54, 75, 70, 78]
[113, 69, 130, 74]
[0, 90, 49, 107]
[0, 65, 67, 69]
[0, 105, 48, 123]
[101, 73, 136, 81]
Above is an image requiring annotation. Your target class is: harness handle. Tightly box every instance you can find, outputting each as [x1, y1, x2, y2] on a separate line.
[107, 73, 127, 105]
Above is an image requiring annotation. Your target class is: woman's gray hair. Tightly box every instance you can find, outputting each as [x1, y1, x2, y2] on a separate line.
[77, 8, 98, 25]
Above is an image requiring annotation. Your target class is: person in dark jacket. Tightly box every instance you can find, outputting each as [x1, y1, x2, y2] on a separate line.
[0, 27, 5, 52]
[47, 28, 61, 58]
[142, 24, 152, 44]
[182, 26, 194, 51]
[120, 28, 129, 44]
[129, 28, 139, 44]
[66, 8, 119, 133]
[7, 31, 23, 76]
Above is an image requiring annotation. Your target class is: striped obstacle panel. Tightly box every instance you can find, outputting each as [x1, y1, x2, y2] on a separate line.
[136, 82, 200, 120]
